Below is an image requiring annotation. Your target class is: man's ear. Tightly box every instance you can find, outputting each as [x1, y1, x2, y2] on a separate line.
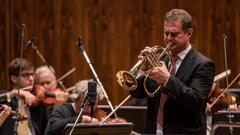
[10, 75, 18, 84]
[187, 28, 193, 37]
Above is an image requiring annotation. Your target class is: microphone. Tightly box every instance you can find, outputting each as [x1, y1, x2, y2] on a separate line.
[76, 36, 84, 51]
[88, 80, 97, 117]
[21, 24, 25, 31]
[27, 38, 37, 51]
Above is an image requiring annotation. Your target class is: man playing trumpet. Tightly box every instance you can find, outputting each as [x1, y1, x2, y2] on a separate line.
[130, 9, 215, 135]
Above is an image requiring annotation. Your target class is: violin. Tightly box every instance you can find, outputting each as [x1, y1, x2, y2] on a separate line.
[206, 83, 237, 113]
[93, 108, 127, 124]
[33, 84, 68, 106]
[0, 104, 28, 122]
[91, 107, 136, 134]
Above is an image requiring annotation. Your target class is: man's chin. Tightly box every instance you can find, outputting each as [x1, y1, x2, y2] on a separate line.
[169, 43, 176, 48]
[168, 46, 175, 52]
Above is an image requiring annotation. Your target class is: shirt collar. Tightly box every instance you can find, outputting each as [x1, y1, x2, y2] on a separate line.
[176, 44, 192, 61]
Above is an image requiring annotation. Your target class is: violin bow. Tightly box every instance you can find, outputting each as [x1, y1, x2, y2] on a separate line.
[51, 67, 76, 89]
[99, 95, 132, 125]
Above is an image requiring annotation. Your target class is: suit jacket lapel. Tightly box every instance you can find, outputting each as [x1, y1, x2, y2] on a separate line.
[175, 48, 196, 80]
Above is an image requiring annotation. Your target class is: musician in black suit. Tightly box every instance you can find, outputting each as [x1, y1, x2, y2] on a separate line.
[44, 80, 101, 135]
[130, 9, 215, 135]
[0, 58, 53, 135]
[0, 58, 37, 135]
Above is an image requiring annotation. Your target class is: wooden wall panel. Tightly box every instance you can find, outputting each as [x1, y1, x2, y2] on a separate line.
[0, 0, 240, 105]
[0, 0, 10, 87]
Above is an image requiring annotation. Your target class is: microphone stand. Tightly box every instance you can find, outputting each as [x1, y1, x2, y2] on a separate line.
[76, 37, 117, 118]
[13, 24, 26, 135]
[28, 40, 67, 90]
[68, 95, 88, 135]
[223, 34, 233, 134]
[223, 35, 229, 95]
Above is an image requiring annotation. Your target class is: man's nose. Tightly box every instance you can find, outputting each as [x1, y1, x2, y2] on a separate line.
[28, 75, 34, 82]
[167, 34, 173, 40]
[43, 84, 50, 90]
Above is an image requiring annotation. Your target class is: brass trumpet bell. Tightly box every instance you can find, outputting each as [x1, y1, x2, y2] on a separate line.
[116, 45, 172, 96]
[116, 71, 138, 91]
[116, 59, 145, 91]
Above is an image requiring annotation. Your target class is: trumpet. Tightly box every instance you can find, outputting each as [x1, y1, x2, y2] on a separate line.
[116, 44, 172, 97]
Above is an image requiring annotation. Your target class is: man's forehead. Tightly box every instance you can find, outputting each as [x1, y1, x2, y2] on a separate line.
[164, 20, 182, 31]
[22, 68, 34, 73]
[37, 72, 56, 83]
[164, 19, 182, 26]
[164, 18, 183, 24]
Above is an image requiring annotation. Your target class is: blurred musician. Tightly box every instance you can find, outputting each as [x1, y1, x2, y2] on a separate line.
[28, 65, 69, 135]
[44, 80, 104, 135]
[206, 84, 238, 114]
[35, 65, 68, 105]
[0, 58, 37, 135]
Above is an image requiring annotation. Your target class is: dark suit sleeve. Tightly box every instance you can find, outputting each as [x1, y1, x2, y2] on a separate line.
[44, 103, 79, 135]
[163, 60, 215, 112]
[0, 89, 11, 104]
[129, 76, 148, 98]
[0, 95, 8, 104]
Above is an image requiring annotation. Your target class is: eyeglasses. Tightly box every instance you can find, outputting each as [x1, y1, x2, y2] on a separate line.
[20, 72, 35, 79]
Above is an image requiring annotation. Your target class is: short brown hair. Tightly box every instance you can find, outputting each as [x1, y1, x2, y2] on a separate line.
[165, 9, 192, 31]
[8, 58, 33, 77]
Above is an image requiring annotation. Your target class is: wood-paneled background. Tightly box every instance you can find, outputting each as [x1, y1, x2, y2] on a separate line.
[0, 0, 240, 105]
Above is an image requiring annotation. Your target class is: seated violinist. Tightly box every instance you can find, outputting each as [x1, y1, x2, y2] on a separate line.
[35, 65, 68, 105]
[0, 58, 37, 135]
[44, 80, 104, 135]
[30, 65, 69, 135]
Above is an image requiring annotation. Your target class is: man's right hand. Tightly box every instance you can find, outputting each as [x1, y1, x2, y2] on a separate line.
[9, 89, 37, 106]
[138, 46, 154, 71]
[82, 115, 99, 123]
[20, 90, 37, 106]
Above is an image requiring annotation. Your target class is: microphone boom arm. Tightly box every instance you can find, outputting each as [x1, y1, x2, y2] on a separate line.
[76, 37, 118, 118]
[28, 40, 67, 90]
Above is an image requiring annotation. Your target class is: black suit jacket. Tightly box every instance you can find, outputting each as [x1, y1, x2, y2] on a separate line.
[131, 48, 215, 135]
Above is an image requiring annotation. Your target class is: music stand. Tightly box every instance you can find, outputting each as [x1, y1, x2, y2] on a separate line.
[212, 111, 240, 135]
[64, 123, 133, 135]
